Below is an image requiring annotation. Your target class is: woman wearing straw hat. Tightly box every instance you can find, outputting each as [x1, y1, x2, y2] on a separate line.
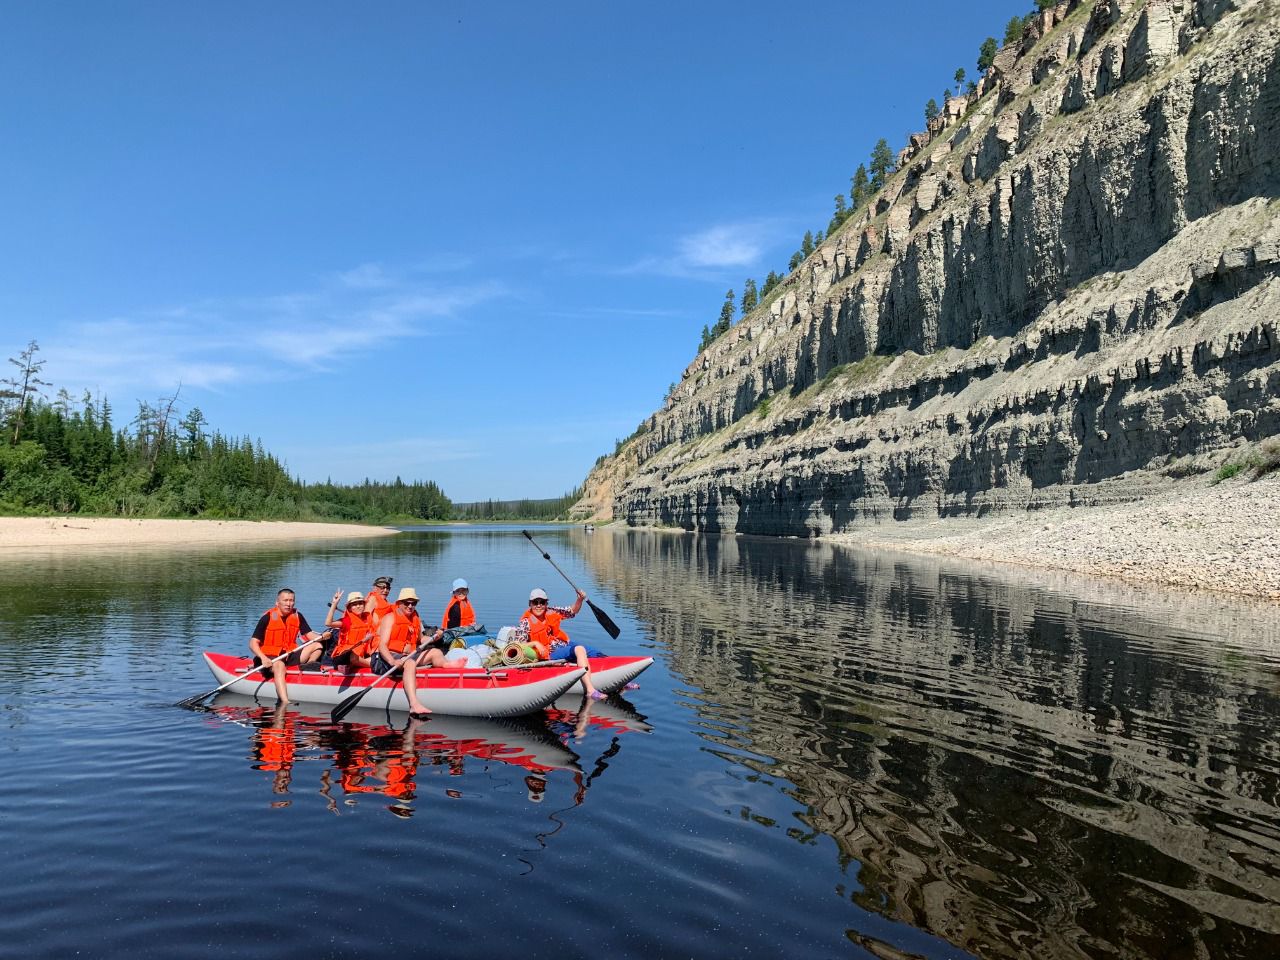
[323, 589, 376, 670]
[373, 587, 448, 718]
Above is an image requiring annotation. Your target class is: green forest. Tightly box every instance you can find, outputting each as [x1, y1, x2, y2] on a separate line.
[0, 340, 571, 523]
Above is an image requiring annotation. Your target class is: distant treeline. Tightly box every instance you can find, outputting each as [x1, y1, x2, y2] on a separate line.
[453, 488, 583, 522]
[0, 340, 452, 522]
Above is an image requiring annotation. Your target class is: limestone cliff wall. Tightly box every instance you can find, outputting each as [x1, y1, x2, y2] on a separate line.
[577, 0, 1280, 534]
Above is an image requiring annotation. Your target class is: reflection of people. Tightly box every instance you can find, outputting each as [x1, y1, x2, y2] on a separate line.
[373, 588, 447, 718]
[525, 774, 546, 803]
[249, 588, 328, 705]
[254, 704, 295, 806]
[325, 591, 374, 670]
[517, 588, 606, 700]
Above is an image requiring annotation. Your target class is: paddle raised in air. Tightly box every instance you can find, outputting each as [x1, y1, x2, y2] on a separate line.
[521, 529, 621, 639]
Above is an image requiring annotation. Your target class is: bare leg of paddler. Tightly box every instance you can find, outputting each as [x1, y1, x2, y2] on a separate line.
[269, 659, 290, 705]
[402, 654, 431, 715]
[573, 644, 603, 700]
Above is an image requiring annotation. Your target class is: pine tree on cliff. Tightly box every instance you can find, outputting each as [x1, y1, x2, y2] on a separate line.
[740, 279, 758, 315]
[851, 164, 869, 209]
[869, 139, 893, 191]
[925, 98, 939, 124]
[761, 270, 780, 297]
[978, 37, 998, 72]
[711, 290, 735, 338]
[954, 67, 965, 93]
[789, 250, 803, 271]
[801, 230, 815, 257]
[1003, 16, 1024, 46]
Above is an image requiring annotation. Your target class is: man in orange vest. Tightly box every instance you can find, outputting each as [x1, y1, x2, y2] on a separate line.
[373, 587, 448, 719]
[248, 588, 330, 705]
[517, 587, 608, 701]
[365, 576, 394, 630]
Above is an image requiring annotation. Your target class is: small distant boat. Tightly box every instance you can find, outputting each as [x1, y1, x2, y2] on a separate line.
[201, 652, 587, 718]
[584, 523, 595, 533]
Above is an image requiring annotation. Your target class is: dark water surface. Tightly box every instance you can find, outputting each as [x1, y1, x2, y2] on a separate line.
[1, 526, 1278, 959]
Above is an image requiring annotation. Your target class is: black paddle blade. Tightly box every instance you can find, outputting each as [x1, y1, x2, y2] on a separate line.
[174, 690, 215, 709]
[330, 687, 371, 723]
[588, 599, 621, 639]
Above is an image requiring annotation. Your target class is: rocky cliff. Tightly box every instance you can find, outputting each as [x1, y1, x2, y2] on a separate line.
[574, 0, 1280, 536]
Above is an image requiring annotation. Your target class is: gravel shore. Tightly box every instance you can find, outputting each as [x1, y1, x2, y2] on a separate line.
[827, 473, 1280, 603]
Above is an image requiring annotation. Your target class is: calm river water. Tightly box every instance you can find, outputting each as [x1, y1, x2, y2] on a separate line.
[1, 525, 1277, 959]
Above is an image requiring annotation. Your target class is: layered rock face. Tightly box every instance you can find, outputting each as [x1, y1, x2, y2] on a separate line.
[576, 0, 1280, 535]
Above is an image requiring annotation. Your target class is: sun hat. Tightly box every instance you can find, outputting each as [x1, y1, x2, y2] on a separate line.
[452, 578, 469, 592]
[396, 587, 420, 603]
[529, 588, 548, 602]
[373, 576, 393, 589]
[345, 591, 365, 606]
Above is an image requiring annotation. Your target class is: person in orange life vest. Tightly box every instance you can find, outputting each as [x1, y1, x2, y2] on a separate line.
[517, 587, 608, 701]
[373, 587, 448, 719]
[249, 588, 328, 705]
[324, 590, 375, 670]
[441, 578, 476, 631]
[365, 575, 394, 631]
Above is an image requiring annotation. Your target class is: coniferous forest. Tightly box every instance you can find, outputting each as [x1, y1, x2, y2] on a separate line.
[0, 340, 457, 522]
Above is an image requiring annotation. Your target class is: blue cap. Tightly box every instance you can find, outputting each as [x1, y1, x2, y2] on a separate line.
[451, 578, 469, 592]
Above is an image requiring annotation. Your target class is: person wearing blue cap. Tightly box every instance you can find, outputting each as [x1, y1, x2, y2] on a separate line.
[440, 578, 476, 632]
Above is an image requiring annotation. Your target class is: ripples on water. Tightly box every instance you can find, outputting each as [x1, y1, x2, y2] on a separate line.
[1, 527, 1278, 958]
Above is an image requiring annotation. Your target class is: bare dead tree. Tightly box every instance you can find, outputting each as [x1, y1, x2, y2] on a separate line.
[4, 340, 51, 444]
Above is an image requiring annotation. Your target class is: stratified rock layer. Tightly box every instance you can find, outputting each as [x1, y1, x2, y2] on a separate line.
[575, 0, 1280, 536]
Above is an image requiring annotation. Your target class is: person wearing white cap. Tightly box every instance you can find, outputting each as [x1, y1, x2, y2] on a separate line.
[440, 578, 476, 632]
[373, 587, 447, 718]
[516, 587, 608, 700]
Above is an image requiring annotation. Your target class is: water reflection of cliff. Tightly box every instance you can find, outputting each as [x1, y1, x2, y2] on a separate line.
[580, 528, 1280, 959]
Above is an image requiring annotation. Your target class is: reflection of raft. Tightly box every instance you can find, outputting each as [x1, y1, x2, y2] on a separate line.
[210, 696, 583, 773]
[201, 652, 586, 719]
[550, 692, 653, 735]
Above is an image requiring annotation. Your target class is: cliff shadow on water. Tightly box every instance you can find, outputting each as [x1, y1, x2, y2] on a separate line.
[580, 527, 1280, 958]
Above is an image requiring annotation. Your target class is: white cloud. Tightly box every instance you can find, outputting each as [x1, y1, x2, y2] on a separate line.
[35, 265, 506, 398]
[616, 219, 777, 279]
[677, 224, 763, 268]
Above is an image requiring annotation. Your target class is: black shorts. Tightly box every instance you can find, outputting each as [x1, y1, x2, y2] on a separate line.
[254, 650, 304, 670]
[326, 650, 356, 668]
[369, 652, 403, 677]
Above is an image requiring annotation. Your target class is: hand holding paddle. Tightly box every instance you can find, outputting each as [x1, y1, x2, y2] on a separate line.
[330, 640, 433, 723]
[175, 644, 305, 709]
[521, 530, 621, 639]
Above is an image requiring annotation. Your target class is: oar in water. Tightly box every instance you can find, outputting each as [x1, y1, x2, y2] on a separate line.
[521, 530, 621, 639]
[175, 644, 306, 709]
[330, 640, 435, 723]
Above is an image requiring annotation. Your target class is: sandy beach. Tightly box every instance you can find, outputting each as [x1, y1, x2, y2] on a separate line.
[0, 516, 399, 550]
[827, 473, 1280, 603]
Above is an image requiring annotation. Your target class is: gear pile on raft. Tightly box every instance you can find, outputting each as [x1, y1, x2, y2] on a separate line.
[183, 571, 651, 721]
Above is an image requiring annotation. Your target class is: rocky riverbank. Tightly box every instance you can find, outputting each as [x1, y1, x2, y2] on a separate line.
[828, 473, 1280, 602]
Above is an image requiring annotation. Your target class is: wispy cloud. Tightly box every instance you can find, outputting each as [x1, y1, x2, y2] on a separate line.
[37, 264, 506, 397]
[615, 219, 778, 280]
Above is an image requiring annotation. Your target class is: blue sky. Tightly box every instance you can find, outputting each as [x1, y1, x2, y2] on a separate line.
[0, 1, 1024, 500]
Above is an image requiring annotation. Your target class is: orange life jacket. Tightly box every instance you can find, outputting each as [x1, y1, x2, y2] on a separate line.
[367, 590, 393, 627]
[522, 608, 568, 660]
[260, 607, 302, 657]
[385, 608, 422, 655]
[336, 610, 373, 657]
[442, 596, 476, 629]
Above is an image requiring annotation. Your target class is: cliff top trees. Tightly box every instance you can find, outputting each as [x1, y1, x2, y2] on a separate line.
[870, 138, 894, 190]
[978, 36, 998, 72]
